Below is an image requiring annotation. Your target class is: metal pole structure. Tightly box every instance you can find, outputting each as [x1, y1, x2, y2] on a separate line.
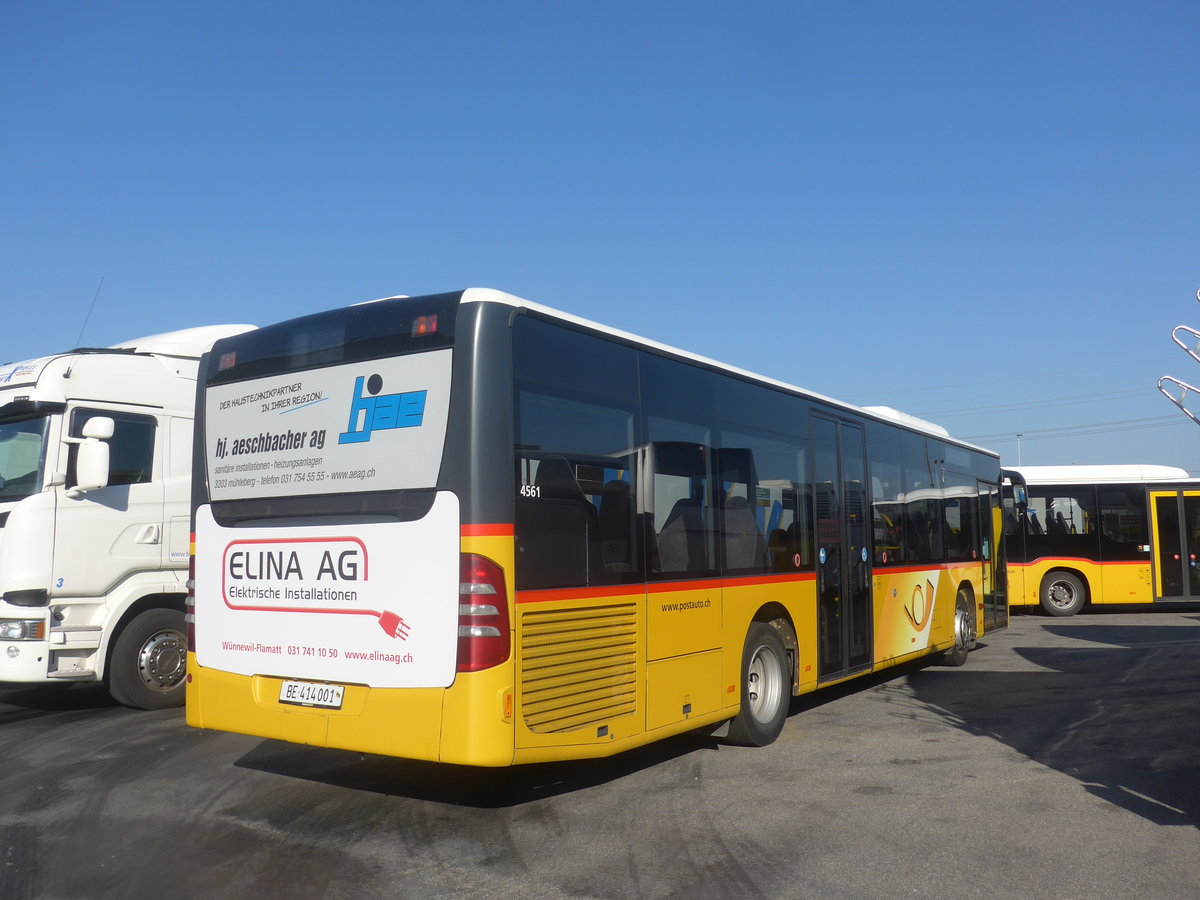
[1016, 433, 1023, 465]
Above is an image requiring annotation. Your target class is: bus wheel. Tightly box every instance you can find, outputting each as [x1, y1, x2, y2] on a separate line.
[726, 622, 790, 747]
[940, 589, 976, 667]
[107, 608, 188, 710]
[1040, 572, 1085, 617]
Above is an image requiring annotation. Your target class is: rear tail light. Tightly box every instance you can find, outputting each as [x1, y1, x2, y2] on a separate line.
[185, 551, 196, 648]
[457, 554, 510, 673]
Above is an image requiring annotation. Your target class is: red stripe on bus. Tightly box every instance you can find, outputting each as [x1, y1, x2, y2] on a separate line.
[877, 563, 966, 575]
[516, 571, 817, 604]
[460, 524, 515, 537]
[517, 584, 647, 604]
[1008, 558, 1148, 568]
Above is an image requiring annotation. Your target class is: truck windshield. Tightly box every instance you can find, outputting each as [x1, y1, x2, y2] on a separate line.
[0, 416, 48, 502]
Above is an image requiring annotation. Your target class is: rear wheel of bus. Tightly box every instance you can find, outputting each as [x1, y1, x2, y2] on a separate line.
[1040, 571, 1085, 617]
[107, 608, 188, 710]
[726, 622, 791, 747]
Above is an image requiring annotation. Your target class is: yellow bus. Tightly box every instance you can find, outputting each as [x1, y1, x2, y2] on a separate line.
[1003, 464, 1200, 616]
[186, 289, 1007, 765]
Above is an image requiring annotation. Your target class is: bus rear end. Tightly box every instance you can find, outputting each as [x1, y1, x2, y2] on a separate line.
[186, 292, 519, 765]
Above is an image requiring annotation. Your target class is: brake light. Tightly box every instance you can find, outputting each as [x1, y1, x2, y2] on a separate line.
[185, 549, 196, 648]
[457, 554, 510, 673]
[412, 314, 439, 336]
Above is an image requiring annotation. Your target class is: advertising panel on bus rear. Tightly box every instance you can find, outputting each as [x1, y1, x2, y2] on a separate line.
[193, 493, 460, 689]
[204, 350, 452, 501]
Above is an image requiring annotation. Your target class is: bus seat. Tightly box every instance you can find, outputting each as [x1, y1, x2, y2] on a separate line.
[658, 498, 706, 574]
[722, 495, 767, 571]
[598, 479, 635, 573]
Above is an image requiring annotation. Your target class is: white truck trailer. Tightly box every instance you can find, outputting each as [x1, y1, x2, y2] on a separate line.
[0, 325, 253, 708]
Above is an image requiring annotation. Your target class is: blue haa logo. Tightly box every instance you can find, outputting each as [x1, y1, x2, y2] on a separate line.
[338, 374, 427, 444]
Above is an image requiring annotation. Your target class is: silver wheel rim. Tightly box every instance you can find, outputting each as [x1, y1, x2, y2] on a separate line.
[137, 628, 186, 692]
[746, 643, 784, 724]
[1047, 580, 1077, 610]
[954, 601, 972, 652]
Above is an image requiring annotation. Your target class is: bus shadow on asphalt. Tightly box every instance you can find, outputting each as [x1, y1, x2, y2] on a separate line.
[229, 657, 962, 808]
[232, 729, 728, 808]
[907, 620, 1200, 830]
[0, 684, 117, 723]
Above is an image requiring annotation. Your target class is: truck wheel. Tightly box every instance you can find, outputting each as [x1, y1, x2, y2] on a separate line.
[108, 608, 187, 710]
[1040, 571, 1085, 617]
[939, 589, 976, 667]
[726, 622, 790, 747]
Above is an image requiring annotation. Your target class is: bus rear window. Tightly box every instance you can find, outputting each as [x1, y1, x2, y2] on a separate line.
[206, 293, 460, 384]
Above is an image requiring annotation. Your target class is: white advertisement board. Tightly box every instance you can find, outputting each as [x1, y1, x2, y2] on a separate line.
[204, 350, 452, 501]
[193, 492, 461, 689]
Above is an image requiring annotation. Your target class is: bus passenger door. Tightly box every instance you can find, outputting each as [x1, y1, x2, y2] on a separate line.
[980, 481, 1007, 631]
[1150, 490, 1200, 600]
[813, 417, 871, 681]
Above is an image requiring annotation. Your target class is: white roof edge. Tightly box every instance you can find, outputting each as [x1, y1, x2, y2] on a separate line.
[460, 288, 990, 453]
[861, 406, 950, 438]
[110, 324, 257, 358]
[1006, 464, 1194, 484]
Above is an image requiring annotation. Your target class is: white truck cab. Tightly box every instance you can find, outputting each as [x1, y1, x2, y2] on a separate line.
[0, 324, 254, 708]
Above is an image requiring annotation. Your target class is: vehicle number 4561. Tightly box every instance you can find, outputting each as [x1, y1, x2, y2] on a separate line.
[519, 484, 541, 499]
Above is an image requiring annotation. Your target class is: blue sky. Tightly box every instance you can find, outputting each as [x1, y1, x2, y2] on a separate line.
[3, 1, 1199, 471]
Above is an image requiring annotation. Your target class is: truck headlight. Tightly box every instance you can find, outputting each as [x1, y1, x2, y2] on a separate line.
[0, 619, 45, 641]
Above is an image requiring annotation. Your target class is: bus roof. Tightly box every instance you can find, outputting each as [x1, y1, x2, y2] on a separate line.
[461, 288, 986, 455]
[1006, 464, 1194, 484]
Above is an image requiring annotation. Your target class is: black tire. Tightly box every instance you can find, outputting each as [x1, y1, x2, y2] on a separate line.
[107, 608, 187, 710]
[939, 589, 976, 667]
[726, 622, 791, 747]
[1040, 571, 1085, 617]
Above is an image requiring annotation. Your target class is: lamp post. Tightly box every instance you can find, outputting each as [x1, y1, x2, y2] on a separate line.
[1016, 433, 1023, 466]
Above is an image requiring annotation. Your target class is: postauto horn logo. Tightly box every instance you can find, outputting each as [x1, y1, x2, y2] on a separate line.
[338, 373, 427, 444]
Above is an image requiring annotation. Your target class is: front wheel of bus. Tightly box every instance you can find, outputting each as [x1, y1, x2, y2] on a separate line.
[726, 622, 791, 747]
[107, 608, 188, 710]
[1040, 571, 1085, 617]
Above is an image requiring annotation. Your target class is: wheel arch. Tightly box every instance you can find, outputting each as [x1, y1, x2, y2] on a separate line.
[101, 592, 186, 682]
[750, 601, 798, 695]
[956, 578, 978, 636]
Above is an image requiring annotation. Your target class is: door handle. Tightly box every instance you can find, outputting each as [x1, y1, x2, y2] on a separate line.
[135, 524, 161, 545]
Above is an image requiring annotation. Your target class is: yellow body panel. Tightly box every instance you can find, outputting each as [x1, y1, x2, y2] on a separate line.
[1008, 559, 1152, 608]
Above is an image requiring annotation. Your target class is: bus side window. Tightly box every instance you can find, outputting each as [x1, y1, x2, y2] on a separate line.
[515, 455, 596, 589]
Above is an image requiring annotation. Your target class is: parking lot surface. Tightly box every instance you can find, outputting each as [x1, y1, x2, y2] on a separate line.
[2, 608, 1198, 899]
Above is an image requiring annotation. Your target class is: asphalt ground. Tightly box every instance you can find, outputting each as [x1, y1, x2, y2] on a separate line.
[2, 607, 1198, 899]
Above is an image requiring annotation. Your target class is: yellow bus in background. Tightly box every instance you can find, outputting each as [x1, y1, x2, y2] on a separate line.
[1003, 465, 1200, 616]
[186, 289, 1006, 766]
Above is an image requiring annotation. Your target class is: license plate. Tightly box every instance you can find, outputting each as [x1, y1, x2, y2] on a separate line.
[278, 680, 345, 709]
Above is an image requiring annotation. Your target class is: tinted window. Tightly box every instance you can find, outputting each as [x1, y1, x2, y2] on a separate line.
[1024, 485, 1100, 562]
[719, 426, 813, 574]
[68, 409, 156, 487]
[207, 292, 460, 383]
[868, 429, 904, 566]
[943, 474, 981, 563]
[1099, 485, 1148, 562]
[513, 318, 641, 589]
[642, 356, 717, 579]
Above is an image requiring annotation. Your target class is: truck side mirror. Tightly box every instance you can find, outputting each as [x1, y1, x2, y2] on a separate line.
[69, 416, 115, 496]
